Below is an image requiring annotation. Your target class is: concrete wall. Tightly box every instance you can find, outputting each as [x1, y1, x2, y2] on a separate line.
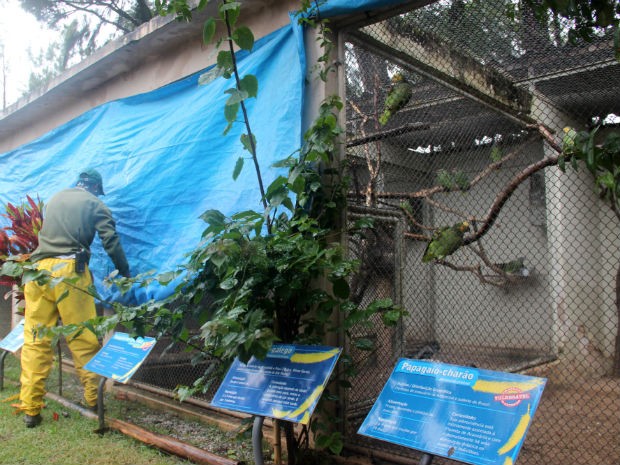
[546, 157, 618, 372]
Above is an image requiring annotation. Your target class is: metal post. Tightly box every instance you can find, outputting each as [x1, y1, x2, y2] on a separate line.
[0, 350, 7, 390]
[57, 341, 63, 396]
[252, 416, 265, 465]
[419, 453, 434, 465]
[97, 377, 107, 433]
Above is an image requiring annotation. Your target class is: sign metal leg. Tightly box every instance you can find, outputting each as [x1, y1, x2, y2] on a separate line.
[57, 341, 63, 396]
[97, 377, 107, 433]
[0, 350, 7, 391]
[420, 453, 434, 465]
[252, 416, 265, 465]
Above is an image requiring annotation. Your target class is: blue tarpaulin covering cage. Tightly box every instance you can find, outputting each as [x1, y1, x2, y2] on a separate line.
[0, 0, 406, 303]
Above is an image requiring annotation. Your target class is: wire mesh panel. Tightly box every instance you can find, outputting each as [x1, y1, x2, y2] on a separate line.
[342, 1, 620, 464]
[127, 335, 223, 402]
[56, 331, 222, 405]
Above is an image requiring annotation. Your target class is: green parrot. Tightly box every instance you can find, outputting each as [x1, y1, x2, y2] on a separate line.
[422, 221, 470, 263]
[379, 73, 412, 126]
[562, 127, 578, 154]
[497, 257, 524, 274]
[497, 257, 529, 276]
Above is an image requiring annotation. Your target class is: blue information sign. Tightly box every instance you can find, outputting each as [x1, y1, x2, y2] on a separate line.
[84, 332, 156, 383]
[211, 344, 342, 424]
[358, 359, 546, 465]
[0, 320, 24, 353]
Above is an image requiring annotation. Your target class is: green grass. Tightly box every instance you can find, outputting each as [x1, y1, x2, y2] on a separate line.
[0, 355, 192, 465]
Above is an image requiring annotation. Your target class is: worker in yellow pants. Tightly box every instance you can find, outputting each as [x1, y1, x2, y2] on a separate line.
[19, 169, 130, 427]
[19, 258, 100, 418]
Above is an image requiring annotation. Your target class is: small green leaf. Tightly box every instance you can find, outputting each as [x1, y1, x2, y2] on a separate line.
[200, 209, 226, 227]
[0, 261, 22, 277]
[221, 3, 240, 26]
[382, 308, 406, 326]
[240, 133, 256, 154]
[220, 277, 238, 290]
[490, 145, 502, 162]
[558, 155, 566, 172]
[225, 88, 249, 105]
[56, 289, 70, 304]
[266, 176, 288, 198]
[210, 252, 227, 269]
[315, 434, 332, 449]
[198, 66, 225, 86]
[219, 1, 241, 12]
[219, 0, 241, 23]
[232, 26, 254, 51]
[231, 210, 262, 221]
[87, 284, 100, 299]
[239, 74, 258, 98]
[233, 157, 244, 180]
[202, 17, 217, 44]
[224, 101, 239, 123]
[217, 50, 233, 73]
[328, 435, 344, 455]
[354, 337, 375, 350]
[176, 386, 192, 402]
[598, 172, 615, 190]
[290, 173, 305, 195]
[158, 271, 179, 286]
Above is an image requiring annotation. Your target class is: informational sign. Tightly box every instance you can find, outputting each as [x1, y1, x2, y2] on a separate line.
[84, 332, 156, 383]
[0, 320, 24, 353]
[358, 359, 546, 465]
[211, 344, 342, 424]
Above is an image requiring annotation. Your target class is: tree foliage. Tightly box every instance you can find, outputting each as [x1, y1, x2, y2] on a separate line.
[18, 0, 155, 94]
[521, 0, 620, 46]
[18, 0, 154, 34]
[26, 19, 96, 93]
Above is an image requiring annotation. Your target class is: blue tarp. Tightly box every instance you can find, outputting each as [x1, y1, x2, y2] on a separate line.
[0, 0, 407, 304]
[1, 25, 302, 303]
[310, 0, 408, 17]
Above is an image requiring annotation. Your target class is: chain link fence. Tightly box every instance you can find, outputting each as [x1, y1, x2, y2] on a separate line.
[342, 1, 619, 464]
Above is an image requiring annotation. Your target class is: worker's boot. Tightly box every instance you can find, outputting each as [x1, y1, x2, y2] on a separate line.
[24, 413, 42, 428]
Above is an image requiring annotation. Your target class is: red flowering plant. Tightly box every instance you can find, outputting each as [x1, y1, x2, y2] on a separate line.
[0, 195, 44, 287]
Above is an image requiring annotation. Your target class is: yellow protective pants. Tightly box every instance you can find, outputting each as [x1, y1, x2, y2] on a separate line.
[19, 258, 101, 415]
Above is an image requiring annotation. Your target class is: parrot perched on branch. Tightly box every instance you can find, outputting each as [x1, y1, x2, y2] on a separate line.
[562, 127, 578, 154]
[422, 221, 470, 263]
[379, 73, 412, 126]
[497, 257, 529, 276]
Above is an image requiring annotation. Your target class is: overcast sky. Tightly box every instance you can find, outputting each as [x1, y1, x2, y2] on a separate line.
[1, 0, 57, 107]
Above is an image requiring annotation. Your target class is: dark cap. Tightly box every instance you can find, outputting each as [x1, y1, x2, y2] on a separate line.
[77, 169, 104, 195]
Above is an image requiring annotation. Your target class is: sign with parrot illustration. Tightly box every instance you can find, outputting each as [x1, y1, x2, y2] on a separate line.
[84, 332, 157, 384]
[211, 344, 342, 424]
[0, 319, 24, 353]
[358, 359, 546, 465]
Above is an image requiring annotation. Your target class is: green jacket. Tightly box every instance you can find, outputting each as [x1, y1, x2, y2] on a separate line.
[30, 188, 130, 277]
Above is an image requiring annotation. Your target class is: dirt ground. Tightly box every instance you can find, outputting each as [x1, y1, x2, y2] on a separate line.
[516, 375, 620, 465]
